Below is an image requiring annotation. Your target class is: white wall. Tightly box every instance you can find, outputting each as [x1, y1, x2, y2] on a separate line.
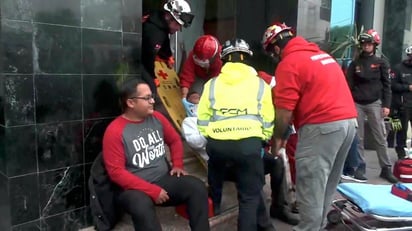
[373, 0, 385, 45]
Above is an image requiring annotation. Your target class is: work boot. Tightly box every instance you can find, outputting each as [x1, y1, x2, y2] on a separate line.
[379, 166, 399, 183]
[270, 205, 299, 226]
[395, 146, 406, 159]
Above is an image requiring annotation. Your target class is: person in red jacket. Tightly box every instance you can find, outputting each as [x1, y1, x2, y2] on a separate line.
[179, 35, 222, 98]
[102, 79, 210, 231]
[262, 22, 357, 231]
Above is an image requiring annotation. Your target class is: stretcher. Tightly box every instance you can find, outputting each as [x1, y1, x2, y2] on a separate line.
[154, 60, 207, 168]
[327, 183, 412, 231]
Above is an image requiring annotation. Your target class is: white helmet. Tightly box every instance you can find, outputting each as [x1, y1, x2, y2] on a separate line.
[221, 38, 253, 59]
[406, 45, 412, 55]
[163, 0, 194, 28]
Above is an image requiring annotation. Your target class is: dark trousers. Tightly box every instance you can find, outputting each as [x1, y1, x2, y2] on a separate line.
[221, 152, 284, 203]
[396, 107, 412, 148]
[207, 137, 265, 231]
[263, 153, 284, 206]
[117, 174, 210, 231]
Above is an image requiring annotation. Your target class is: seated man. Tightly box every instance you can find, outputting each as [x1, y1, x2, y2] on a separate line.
[102, 79, 210, 231]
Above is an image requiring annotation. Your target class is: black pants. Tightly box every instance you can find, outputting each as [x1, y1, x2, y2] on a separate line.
[117, 174, 210, 231]
[207, 137, 265, 231]
[397, 107, 412, 148]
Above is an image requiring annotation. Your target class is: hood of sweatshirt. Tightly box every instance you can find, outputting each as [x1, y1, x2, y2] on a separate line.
[219, 62, 258, 85]
[146, 11, 169, 32]
[281, 36, 321, 59]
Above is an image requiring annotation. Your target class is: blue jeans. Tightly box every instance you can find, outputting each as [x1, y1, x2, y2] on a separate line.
[343, 133, 366, 175]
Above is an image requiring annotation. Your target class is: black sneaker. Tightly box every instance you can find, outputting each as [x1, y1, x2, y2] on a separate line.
[353, 170, 368, 182]
[341, 172, 367, 183]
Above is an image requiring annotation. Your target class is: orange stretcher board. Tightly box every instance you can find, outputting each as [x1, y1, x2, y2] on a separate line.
[154, 61, 207, 168]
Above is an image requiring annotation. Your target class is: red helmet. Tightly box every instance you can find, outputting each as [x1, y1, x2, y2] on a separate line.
[262, 22, 293, 51]
[192, 35, 221, 68]
[193, 35, 221, 60]
[358, 29, 381, 45]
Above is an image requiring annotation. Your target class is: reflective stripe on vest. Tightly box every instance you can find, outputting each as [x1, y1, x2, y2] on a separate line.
[198, 77, 267, 127]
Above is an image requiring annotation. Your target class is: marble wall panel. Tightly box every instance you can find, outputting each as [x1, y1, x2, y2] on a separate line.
[33, 24, 81, 74]
[82, 29, 122, 74]
[4, 125, 36, 177]
[81, 0, 121, 31]
[1, 0, 81, 26]
[1, 20, 33, 74]
[3, 75, 34, 127]
[9, 173, 40, 225]
[36, 122, 83, 172]
[38, 166, 85, 217]
[35, 75, 82, 123]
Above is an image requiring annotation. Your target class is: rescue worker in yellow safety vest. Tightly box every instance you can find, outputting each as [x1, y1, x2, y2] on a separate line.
[197, 38, 275, 231]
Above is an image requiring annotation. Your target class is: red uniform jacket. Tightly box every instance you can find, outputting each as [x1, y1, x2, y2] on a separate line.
[274, 36, 357, 128]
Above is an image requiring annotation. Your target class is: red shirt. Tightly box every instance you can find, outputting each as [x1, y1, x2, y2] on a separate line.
[179, 51, 223, 88]
[274, 37, 357, 128]
[102, 111, 183, 200]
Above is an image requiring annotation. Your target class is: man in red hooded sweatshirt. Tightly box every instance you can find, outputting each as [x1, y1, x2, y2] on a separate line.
[179, 35, 222, 98]
[262, 22, 357, 231]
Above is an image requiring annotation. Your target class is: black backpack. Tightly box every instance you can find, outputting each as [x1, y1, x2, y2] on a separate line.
[88, 153, 122, 231]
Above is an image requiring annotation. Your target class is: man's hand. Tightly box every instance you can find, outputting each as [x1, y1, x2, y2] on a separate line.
[271, 138, 285, 157]
[382, 107, 390, 117]
[409, 85, 412, 91]
[170, 167, 188, 177]
[181, 87, 189, 98]
[155, 188, 169, 204]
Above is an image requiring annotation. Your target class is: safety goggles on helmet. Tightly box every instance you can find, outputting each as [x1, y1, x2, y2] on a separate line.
[358, 33, 374, 44]
[406, 45, 412, 56]
[221, 38, 253, 59]
[179, 12, 194, 27]
[358, 29, 380, 45]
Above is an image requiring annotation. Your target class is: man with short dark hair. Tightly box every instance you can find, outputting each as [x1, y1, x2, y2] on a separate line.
[103, 79, 210, 231]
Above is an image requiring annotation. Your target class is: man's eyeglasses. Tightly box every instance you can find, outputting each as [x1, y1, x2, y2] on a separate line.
[129, 95, 154, 101]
